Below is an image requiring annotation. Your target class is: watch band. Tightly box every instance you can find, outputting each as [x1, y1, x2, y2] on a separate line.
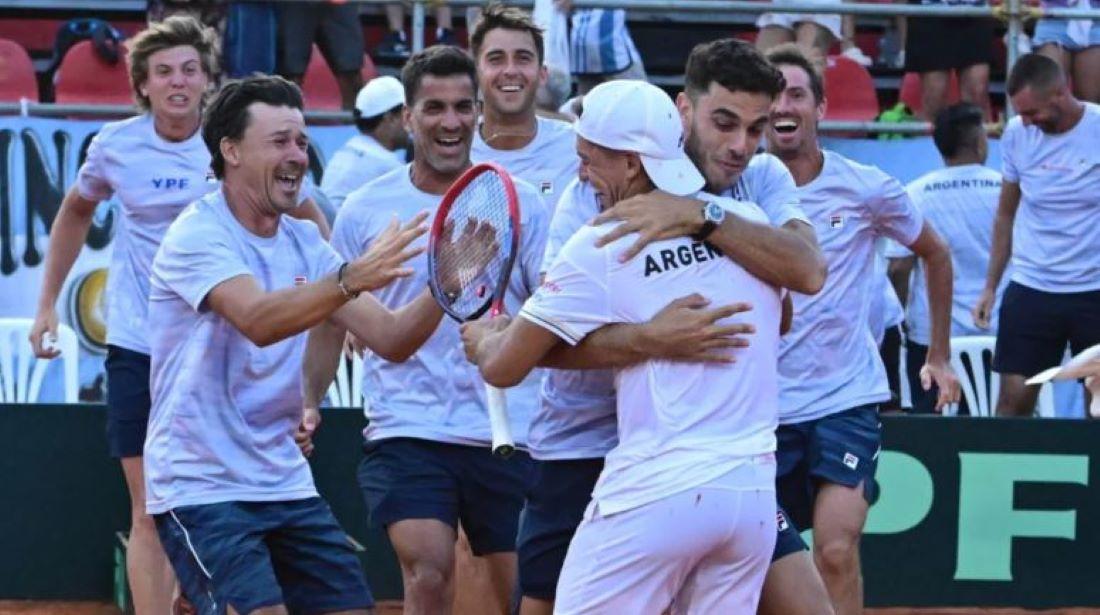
[337, 262, 360, 299]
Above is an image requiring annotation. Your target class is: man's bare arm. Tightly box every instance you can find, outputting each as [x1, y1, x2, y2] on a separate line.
[973, 180, 1020, 328]
[591, 191, 827, 294]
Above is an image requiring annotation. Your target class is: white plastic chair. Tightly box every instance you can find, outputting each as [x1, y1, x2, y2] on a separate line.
[0, 318, 79, 403]
[326, 353, 364, 408]
[948, 335, 1054, 417]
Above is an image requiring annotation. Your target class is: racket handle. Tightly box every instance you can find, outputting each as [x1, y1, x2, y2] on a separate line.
[485, 383, 515, 458]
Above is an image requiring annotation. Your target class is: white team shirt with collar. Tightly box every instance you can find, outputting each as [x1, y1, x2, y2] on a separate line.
[779, 150, 924, 425]
[888, 164, 1005, 344]
[330, 165, 550, 448]
[471, 115, 579, 215]
[1001, 102, 1100, 293]
[521, 194, 782, 515]
[531, 158, 808, 461]
[320, 133, 404, 211]
[144, 188, 342, 514]
[76, 113, 218, 355]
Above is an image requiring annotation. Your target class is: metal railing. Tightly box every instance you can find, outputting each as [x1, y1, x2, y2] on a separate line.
[5, 0, 1100, 133]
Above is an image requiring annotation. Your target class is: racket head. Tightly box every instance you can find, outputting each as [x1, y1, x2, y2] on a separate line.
[427, 162, 521, 322]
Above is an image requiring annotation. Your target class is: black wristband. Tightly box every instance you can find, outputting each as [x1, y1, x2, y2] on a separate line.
[337, 262, 359, 299]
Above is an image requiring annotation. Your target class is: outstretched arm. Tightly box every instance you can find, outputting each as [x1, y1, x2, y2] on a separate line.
[908, 222, 960, 411]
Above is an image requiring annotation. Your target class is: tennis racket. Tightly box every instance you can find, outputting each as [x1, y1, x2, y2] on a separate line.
[427, 162, 521, 457]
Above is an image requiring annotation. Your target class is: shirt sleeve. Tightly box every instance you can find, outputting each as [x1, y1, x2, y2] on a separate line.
[153, 219, 251, 313]
[870, 173, 925, 247]
[330, 202, 367, 262]
[751, 155, 809, 227]
[520, 225, 613, 345]
[1000, 121, 1020, 183]
[75, 130, 114, 202]
[542, 179, 598, 272]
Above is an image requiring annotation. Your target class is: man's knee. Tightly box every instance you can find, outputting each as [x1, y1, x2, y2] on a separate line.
[996, 376, 1038, 416]
[404, 558, 453, 597]
[813, 534, 861, 579]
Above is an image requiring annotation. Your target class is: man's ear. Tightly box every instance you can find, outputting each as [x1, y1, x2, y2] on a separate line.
[220, 137, 240, 170]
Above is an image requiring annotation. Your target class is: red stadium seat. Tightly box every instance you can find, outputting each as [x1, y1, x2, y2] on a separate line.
[823, 54, 879, 121]
[54, 40, 132, 105]
[0, 38, 38, 102]
[301, 44, 380, 110]
[899, 71, 960, 116]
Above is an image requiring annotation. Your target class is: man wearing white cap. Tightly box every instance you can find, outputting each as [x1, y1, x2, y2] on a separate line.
[461, 79, 782, 613]
[321, 75, 409, 210]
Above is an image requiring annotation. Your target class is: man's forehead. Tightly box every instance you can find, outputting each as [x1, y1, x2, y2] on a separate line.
[413, 74, 476, 103]
[246, 102, 305, 134]
[697, 83, 772, 118]
[481, 27, 538, 56]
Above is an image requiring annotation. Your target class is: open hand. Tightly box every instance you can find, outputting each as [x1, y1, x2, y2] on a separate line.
[920, 360, 961, 412]
[346, 212, 429, 294]
[642, 293, 755, 363]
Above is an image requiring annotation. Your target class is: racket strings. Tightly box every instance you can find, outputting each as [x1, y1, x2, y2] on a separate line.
[432, 172, 515, 320]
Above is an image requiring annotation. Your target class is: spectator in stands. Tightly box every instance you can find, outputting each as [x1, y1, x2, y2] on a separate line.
[29, 16, 219, 615]
[554, 0, 647, 94]
[755, 0, 843, 71]
[891, 103, 1004, 414]
[376, 1, 456, 61]
[146, 0, 225, 31]
[902, 0, 994, 120]
[276, 0, 365, 110]
[1033, 0, 1100, 103]
[974, 54, 1100, 417]
[321, 76, 408, 211]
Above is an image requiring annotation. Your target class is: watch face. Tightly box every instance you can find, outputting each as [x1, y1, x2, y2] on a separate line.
[705, 201, 726, 222]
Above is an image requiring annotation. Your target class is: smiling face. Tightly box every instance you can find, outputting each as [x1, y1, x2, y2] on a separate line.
[767, 63, 825, 158]
[476, 27, 545, 118]
[577, 136, 642, 210]
[140, 45, 209, 123]
[679, 82, 773, 192]
[1010, 84, 1067, 134]
[222, 102, 309, 214]
[405, 74, 478, 177]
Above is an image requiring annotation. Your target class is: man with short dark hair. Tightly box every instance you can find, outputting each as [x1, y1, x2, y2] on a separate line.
[761, 43, 958, 615]
[321, 76, 409, 210]
[974, 53, 1100, 417]
[145, 74, 446, 615]
[889, 103, 1005, 414]
[322, 46, 551, 614]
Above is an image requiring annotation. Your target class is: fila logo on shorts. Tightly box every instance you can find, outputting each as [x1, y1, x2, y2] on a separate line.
[843, 452, 860, 470]
[777, 510, 789, 531]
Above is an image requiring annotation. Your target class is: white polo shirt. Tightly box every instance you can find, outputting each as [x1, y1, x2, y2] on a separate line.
[320, 133, 404, 211]
[521, 193, 781, 515]
[779, 150, 924, 424]
[144, 189, 341, 514]
[76, 113, 217, 355]
[330, 165, 550, 448]
[471, 115, 579, 215]
[1001, 102, 1100, 293]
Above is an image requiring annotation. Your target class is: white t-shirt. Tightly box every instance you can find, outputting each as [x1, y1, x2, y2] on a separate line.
[330, 165, 550, 447]
[1001, 102, 1100, 293]
[780, 150, 924, 424]
[471, 116, 578, 215]
[722, 152, 811, 228]
[76, 114, 217, 355]
[144, 189, 342, 514]
[320, 133, 404, 211]
[520, 195, 781, 516]
[889, 164, 1005, 345]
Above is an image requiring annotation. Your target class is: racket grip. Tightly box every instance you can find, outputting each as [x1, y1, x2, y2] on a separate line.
[486, 383, 515, 458]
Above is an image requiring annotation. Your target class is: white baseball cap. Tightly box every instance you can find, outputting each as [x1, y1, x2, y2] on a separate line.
[354, 76, 405, 118]
[575, 79, 704, 196]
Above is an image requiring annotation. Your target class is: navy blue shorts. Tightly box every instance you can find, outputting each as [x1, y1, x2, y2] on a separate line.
[154, 497, 373, 614]
[104, 345, 151, 459]
[517, 457, 603, 600]
[776, 404, 881, 531]
[772, 506, 809, 561]
[993, 282, 1100, 377]
[357, 438, 533, 556]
